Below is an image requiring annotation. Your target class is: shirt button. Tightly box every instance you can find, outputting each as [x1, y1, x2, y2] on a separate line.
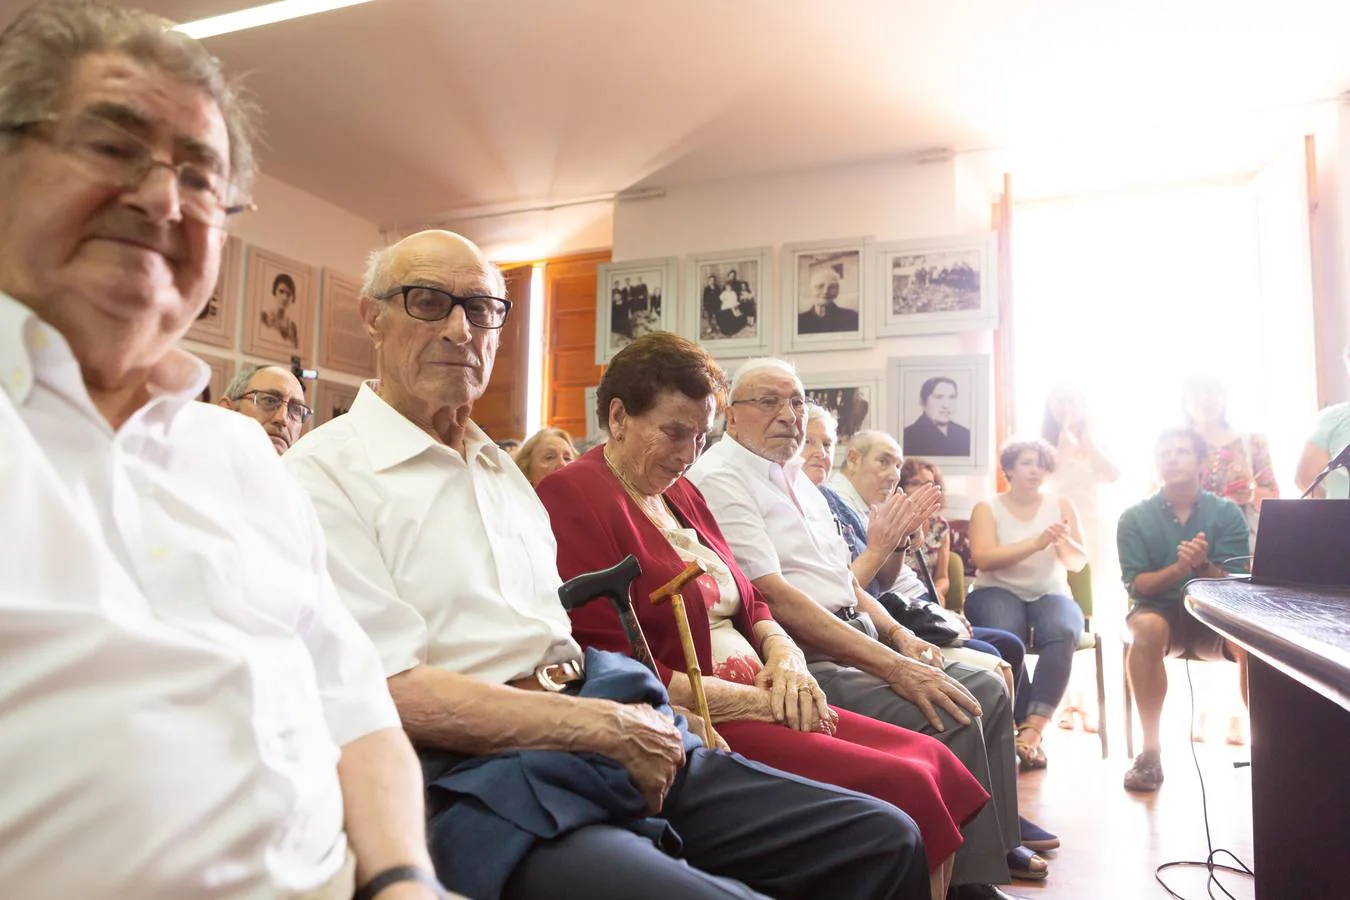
[9, 367, 25, 388]
[148, 545, 168, 561]
[31, 331, 48, 351]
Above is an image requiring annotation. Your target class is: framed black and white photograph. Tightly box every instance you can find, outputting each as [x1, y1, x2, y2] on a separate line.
[242, 246, 316, 363]
[191, 350, 234, 405]
[684, 246, 772, 357]
[874, 234, 997, 337]
[801, 371, 884, 458]
[888, 354, 991, 475]
[314, 379, 360, 427]
[186, 235, 241, 348]
[584, 385, 602, 439]
[595, 257, 678, 365]
[318, 269, 377, 377]
[782, 238, 873, 353]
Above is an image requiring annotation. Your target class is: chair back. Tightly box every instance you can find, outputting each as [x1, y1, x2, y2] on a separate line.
[946, 552, 967, 612]
[1067, 562, 1094, 622]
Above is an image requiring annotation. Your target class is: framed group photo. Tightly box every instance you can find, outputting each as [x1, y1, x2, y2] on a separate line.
[191, 350, 235, 404]
[186, 235, 242, 348]
[801, 371, 884, 459]
[684, 246, 772, 357]
[782, 238, 873, 353]
[888, 354, 991, 475]
[596, 257, 678, 365]
[242, 246, 316, 363]
[874, 234, 997, 337]
[318, 270, 377, 377]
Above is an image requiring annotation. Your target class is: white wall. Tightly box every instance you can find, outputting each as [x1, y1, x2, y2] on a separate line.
[612, 157, 999, 508]
[181, 171, 385, 391]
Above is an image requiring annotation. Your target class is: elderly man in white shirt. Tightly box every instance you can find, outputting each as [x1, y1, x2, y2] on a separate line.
[687, 359, 1029, 898]
[286, 229, 930, 900]
[0, 4, 439, 900]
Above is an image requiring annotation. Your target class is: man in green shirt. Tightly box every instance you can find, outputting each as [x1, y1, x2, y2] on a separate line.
[1117, 428, 1251, 793]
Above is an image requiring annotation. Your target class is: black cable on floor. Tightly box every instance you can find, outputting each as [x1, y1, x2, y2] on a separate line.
[1152, 658, 1254, 899]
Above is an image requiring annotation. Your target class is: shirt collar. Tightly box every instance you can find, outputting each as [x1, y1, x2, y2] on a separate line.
[0, 292, 207, 411]
[350, 380, 506, 473]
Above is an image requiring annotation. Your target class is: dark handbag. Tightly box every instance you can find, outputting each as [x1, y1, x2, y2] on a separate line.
[875, 549, 964, 646]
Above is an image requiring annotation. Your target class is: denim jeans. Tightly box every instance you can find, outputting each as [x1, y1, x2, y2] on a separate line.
[964, 627, 1029, 721]
[965, 587, 1084, 721]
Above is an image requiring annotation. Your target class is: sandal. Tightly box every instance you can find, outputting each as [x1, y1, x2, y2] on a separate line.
[1015, 724, 1048, 771]
[1006, 845, 1049, 881]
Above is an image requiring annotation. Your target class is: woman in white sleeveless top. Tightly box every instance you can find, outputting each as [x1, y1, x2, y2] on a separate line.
[966, 439, 1088, 771]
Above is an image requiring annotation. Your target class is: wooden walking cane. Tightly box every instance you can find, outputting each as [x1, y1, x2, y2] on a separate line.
[650, 560, 715, 748]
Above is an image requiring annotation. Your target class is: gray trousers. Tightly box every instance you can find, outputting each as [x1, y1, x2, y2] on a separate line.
[805, 620, 1019, 886]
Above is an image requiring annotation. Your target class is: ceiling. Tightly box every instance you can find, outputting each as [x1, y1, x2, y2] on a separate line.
[6, 0, 1350, 226]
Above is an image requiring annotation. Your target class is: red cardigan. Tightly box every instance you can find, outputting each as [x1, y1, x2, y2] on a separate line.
[536, 446, 775, 685]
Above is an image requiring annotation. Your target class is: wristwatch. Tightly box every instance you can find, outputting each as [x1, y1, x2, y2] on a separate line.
[353, 866, 447, 900]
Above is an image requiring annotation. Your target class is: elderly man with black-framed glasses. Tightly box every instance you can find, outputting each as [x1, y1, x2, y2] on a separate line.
[218, 363, 312, 454]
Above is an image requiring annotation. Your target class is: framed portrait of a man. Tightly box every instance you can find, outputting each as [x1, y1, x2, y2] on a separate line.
[684, 246, 772, 358]
[595, 257, 678, 365]
[888, 354, 990, 475]
[801, 371, 884, 460]
[185, 235, 241, 348]
[314, 379, 360, 426]
[318, 270, 377, 377]
[874, 234, 998, 337]
[242, 246, 316, 363]
[782, 238, 873, 353]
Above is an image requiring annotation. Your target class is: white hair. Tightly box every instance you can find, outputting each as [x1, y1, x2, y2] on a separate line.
[729, 357, 800, 397]
[360, 237, 508, 302]
[805, 403, 837, 440]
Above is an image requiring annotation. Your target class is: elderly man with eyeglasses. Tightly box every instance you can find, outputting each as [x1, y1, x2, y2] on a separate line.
[219, 363, 312, 453]
[0, 2, 443, 899]
[286, 229, 930, 900]
[687, 358, 1034, 899]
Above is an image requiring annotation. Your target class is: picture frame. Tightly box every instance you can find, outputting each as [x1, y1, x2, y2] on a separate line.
[801, 371, 885, 459]
[888, 354, 991, 476]
[874, 233, 998, 337]
[314, 379, 360, 426]
[192, 350, 235, 404]
[781, 237, 873, 353]
[185, 235, 242, 348]
[242, 246, 316, 363]
[584, 386, 602, 439]
[318, 269, 377, 377]
[684, 246, 773, 358]
[595, 257, 678, 365]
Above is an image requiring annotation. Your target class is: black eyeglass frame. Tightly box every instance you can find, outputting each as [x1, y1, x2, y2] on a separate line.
[383, 284, 513, 330]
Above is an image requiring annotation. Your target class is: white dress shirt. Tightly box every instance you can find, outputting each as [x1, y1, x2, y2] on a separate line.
[0, 294, 399, 899]
[687, 436, 857, 614]
[284, 384, 580, 684]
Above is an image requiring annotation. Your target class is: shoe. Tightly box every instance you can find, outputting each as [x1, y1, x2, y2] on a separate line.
[1005, 845, 1048, 881]
[1014, 724, 1048, 770]
[1018, 815, 1060, 851]
[1124, 749, 1164, 792]
[948, 884, 1029, 899]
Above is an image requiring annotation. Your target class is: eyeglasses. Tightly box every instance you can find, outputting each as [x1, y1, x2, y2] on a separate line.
[238, 390, 312, 425]
[729, 394, 807, 416]
[0, 111, 253, 226]
[384, 285, 512, 329]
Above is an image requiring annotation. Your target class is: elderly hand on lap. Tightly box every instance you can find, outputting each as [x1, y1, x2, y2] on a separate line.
[755, 632, 837, 734]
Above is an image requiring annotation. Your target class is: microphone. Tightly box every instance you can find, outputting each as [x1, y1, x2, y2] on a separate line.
[1300, 442, 1350, 498]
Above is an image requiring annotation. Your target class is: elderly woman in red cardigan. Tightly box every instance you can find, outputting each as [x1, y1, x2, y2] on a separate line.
[537, 333, 990, 900]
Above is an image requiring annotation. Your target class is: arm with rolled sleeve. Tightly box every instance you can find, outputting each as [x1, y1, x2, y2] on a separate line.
[1117, 504, 1157, 601]
[287, 480, 436, 893]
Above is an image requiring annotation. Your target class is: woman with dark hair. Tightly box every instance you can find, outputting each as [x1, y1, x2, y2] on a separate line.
[965, 439, 1088, 771]
[1181, 377, 1278, 551]
[537, 333, 990, 900]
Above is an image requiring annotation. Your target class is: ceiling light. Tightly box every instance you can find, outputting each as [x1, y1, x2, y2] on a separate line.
[174, 0, 376, 39]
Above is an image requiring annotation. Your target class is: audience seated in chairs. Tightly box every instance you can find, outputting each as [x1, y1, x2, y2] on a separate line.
[286, 231, 932, 900]
[0, 3, 436, 897]
[687, 357, 1034, 899]
[513, 426, 578, 487]
[1118, 427, 1250, 793]
[900, 457, 959, 604]
[965, 439, 1089, 774]
[538, 333, 994, 900]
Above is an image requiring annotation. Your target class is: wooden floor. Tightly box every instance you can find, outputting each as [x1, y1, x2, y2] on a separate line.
[1009, 658, 1255, 899]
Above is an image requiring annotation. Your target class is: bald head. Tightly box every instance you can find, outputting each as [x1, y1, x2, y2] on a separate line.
[842, 429, 903, 505]
[357, 230, 508, 434]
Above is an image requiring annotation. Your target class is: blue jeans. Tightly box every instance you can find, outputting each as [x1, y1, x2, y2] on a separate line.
[964, 627, 1030, 721]
[965, 587, 1084, 722]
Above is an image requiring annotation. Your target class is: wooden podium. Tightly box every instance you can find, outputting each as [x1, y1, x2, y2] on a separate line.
[1185, 500, 1350, 899]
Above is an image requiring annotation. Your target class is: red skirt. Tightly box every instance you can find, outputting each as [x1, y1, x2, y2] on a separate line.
[717, 707, 989, 871]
